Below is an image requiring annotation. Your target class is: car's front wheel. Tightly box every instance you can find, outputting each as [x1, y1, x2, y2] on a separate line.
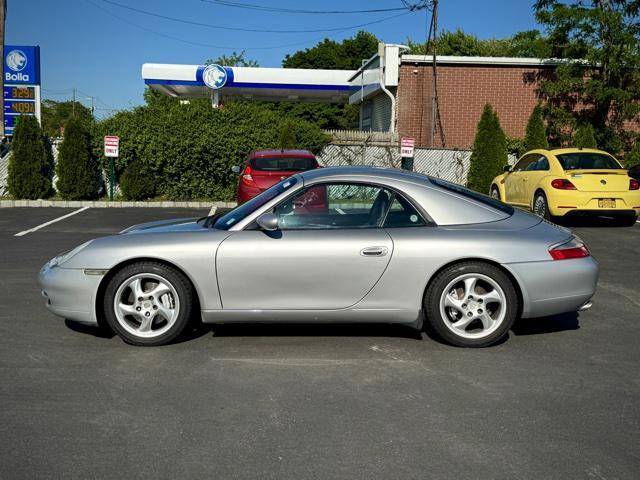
[490, 185, 501, 201]
[424, 262, 518, 347]
[104, 261, 194, 346]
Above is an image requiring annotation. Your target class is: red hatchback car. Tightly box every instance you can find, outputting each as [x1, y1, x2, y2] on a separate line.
[233, 149, 320, 204]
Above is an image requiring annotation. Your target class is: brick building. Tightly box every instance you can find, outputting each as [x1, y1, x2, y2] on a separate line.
[350, 46, 567, 150]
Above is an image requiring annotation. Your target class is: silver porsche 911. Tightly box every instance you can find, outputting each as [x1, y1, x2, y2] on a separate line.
[39, 167, 598, 347]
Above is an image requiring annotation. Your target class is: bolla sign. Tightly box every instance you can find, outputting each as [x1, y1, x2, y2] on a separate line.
[4, 46, 40, 85]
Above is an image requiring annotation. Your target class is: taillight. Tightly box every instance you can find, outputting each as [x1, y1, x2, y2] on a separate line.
[549, 237, 590, 260]
[241, 165, 257, 187]
[551, 178, 577, 190]
[630, 178, 639, 190]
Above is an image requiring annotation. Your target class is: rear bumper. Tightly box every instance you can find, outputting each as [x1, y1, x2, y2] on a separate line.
[505, 256, 599, 318]
[548, 190, 640, 217]
[38, 264, 102, 325]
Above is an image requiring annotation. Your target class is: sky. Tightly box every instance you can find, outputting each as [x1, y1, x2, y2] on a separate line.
[7, 0, 540, 117]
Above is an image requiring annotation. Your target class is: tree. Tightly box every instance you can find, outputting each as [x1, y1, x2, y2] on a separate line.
[41, 99, 94, 138]
[278, 119, 298, 149]
[467, 104, 508, 193]
[574, 123, 597, 149]
[408, 28, 551, 58]
[524, 104, 549, 151]
[283, 31, 378, 70]
[206, 50, 258, 67]
[7, 115, 51, 199]
[534, 1, 640, 153]
[625, 138, 640, 168]
[56, 117, 100, 200]
[120, 158, 156, 201]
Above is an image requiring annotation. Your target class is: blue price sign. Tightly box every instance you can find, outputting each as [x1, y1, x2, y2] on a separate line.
[4, 46, 40, 85]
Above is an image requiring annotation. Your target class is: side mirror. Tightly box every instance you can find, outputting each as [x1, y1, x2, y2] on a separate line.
[231, 165, 241, 174]
[503, 165, 511, 172]
[256, 213, 279, 231]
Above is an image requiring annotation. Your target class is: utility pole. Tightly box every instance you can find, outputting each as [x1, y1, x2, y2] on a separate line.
[0, 0, 6, 137]
[430, 0, 438, 147]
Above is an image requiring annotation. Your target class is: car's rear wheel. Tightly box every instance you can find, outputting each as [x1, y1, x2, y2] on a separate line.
[104, 262, 193, 346]
[533, 191, 552, 220]
[490, 185, 501, 201]
[424, 262, 518, 347]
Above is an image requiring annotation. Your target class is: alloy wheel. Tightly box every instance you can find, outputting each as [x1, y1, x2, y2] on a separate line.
[113, 273, 180, 339]
[439, 273, 507, 339]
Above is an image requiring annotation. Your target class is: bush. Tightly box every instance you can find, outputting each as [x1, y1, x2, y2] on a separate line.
[92, 91, 331, 201]
[7, 115, 51, 199]
[524, 104, 548, 151]
[278, 119, 298, 149]
[120, 159, 156, 200]
[56, 117, 100, 200]
[467, 104, 507, 193]
[574, 124, 597, 149]
[625, 139, 640, 168]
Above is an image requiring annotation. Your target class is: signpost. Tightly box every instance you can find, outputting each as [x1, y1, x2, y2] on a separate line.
[104, 135, 119, 200]
[3, 46, 41, 136]
[400, 136, 415, 171]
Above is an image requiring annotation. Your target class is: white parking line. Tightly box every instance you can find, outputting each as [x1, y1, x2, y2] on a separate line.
[208, 206, 217, 216]
[14, 207, 91, 237]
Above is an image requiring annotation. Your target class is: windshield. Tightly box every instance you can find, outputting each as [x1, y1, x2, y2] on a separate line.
[251, 156, 318, 172]
[429, 177, 514, 215]
[213, 176, 298, 230]
[556, 152, 622, 170]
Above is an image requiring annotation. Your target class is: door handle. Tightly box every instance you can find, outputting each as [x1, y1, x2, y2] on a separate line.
[360, 246, 388, 257]
[523, 177, 529, 181]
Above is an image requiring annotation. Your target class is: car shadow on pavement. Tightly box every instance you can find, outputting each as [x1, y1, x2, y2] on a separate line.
[511, 312, 580, 336]
[555, 216, 636, 228]
[204, 322, 424, 340]
[64, 319, 115, 339]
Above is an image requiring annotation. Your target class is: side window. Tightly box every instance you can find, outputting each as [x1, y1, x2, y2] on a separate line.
[383, 195, 426, 228]
[273, 183, 392, 230]
[537, 156, 550, 171]
[513, 155, 537, 172]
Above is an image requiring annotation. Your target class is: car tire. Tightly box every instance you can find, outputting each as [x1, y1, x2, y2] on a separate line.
[104, 261, 194, 346]
[490, 185, 501, 201]
[424, 262, 518, 348]
[533, 191, 552, 221]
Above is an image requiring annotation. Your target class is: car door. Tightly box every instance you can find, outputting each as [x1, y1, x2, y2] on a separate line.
[504, 154, 537, 205]
[215, 182, 394, 310]
[521, 155, 548, 205]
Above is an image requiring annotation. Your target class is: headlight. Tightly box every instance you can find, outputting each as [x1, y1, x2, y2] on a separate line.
[47, 240, 94, 268]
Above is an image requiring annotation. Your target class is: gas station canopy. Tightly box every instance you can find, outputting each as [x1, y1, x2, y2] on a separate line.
[142, 63, 357, 104]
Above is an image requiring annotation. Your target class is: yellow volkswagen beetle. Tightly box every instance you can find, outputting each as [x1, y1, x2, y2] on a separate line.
[490, 148, 640, 224]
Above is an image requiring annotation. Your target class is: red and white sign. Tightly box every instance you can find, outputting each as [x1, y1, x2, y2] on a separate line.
[104, 135, 120, 158]
[400, 137, 415, 158]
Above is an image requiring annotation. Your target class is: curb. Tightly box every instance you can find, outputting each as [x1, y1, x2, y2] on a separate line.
[0, 200, 237, 208]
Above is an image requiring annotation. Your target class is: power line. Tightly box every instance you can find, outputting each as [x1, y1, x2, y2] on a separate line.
[100, 0, 416, 34]
[197, 0, 419, 14]
[86, 0, 367, 51]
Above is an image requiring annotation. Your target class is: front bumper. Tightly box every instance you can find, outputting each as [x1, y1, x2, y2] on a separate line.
[548, 190, 640, 217]
[506, 256, 599, 318]
[38, 264, 103, 325]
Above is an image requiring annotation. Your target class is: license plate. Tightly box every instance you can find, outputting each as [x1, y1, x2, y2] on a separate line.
[598, 199, 615, 208]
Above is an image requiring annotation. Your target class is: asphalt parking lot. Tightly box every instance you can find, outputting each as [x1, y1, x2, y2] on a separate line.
[1, 207, 639, 479]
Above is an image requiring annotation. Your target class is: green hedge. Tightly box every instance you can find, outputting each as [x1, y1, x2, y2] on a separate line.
[92, 91, 331, 201]
[56, 117, 101, 200]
